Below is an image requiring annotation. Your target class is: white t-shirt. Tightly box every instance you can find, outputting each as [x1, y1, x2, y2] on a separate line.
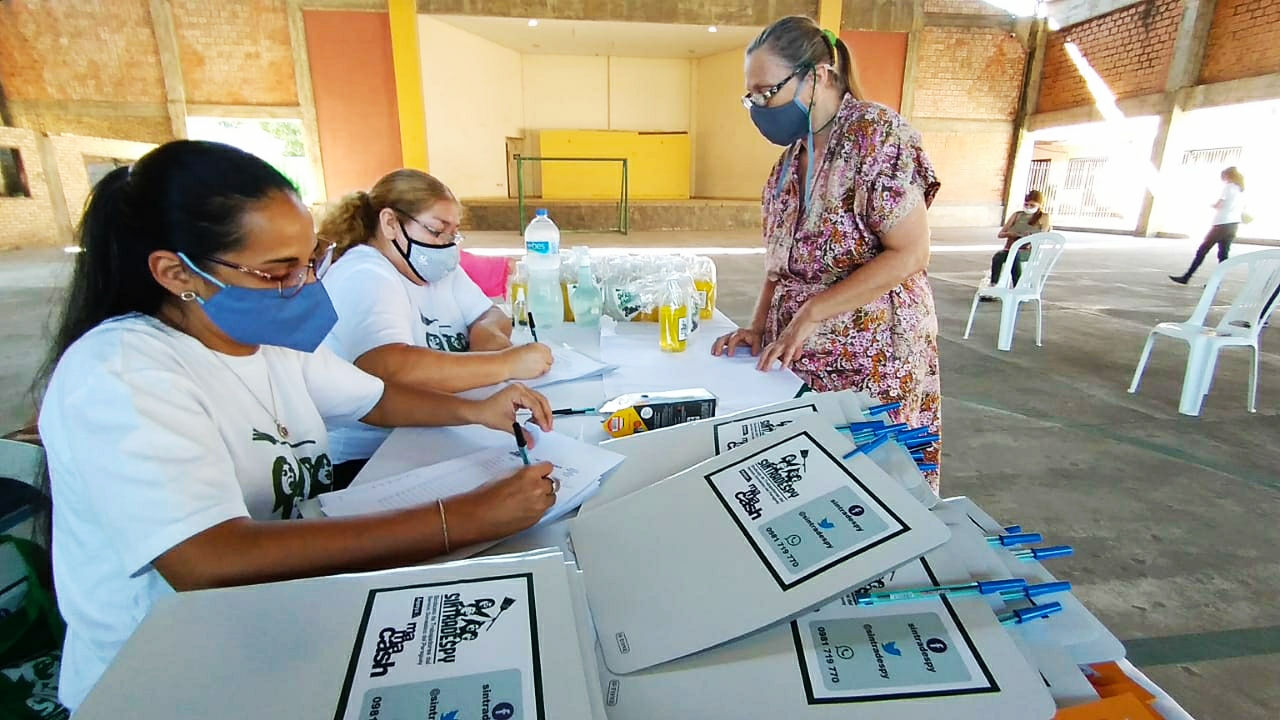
[38, 314, 384, 710]
[1213, 182, 1244, 225]
[322, 245, 494, 463]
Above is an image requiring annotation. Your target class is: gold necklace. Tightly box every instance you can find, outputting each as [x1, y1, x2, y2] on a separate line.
[208, 350, 290, 440]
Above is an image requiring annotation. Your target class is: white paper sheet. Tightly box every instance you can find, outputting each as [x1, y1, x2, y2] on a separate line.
[524, 343, 617, 389]
[321, 432, 624, 526]
[599, 319, 804, 415]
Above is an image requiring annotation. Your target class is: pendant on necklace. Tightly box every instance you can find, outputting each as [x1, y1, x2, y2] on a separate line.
[276, 422, 290, 440]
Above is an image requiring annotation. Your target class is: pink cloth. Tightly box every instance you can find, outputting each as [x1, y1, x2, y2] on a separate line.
[459, 251, 512, 298]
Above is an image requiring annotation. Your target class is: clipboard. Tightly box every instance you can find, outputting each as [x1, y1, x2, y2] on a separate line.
[571, 417, 950, 673]
[594, 551, 1056, 720]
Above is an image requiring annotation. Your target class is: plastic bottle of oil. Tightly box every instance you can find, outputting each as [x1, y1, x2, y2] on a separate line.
[658, 278, 690, 353]
[507, 260, 529, 326]
[692, 256, 717, 321]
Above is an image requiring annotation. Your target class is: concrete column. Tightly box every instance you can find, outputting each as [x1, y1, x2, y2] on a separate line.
[1004, 18, 1048, 218]
[34, 134, 74, 247]
[286, 0, 328, 203]
[899, 0, 924, 120]
[1136, 0, 1217, 236]
[388, 0, 429, 171]
[148, 0, 188, 140]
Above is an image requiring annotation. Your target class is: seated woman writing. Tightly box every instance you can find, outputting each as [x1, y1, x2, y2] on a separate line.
[36, 141, 559, 710]
[317, 170, 554, 484]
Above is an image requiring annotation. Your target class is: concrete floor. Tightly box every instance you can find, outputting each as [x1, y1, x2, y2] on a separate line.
[3, 229, 1278, 719]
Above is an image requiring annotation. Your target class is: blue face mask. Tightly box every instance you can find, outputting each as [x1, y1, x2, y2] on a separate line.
[178, 253, 338, 352]
[751, 70, 821, 207]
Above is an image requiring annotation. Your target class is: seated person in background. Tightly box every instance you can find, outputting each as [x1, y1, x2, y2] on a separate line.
[989, 190, 1052, 291]
[318, 170, 553, 484]
[37, 141, 558, 711]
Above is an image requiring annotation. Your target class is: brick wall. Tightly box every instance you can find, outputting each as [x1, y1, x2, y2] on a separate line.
[0, 0, 169, 144]
[912, 27, 1027, 225]
[1037, 0, 1182, 113]
[914, 28, 1027, 120]
[50, 136, 157, 234]
[172, 0, 298, 106]
[0, 127, 58, 250]
[1200, 0, 1280, 84]
[924, 0, 1005, 15]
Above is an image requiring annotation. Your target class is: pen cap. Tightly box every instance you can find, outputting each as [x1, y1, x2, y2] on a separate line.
[977, 578, 1027, 595]
[997, 532, 1044, 547]
[1031, 545, 1074, 560]
[1013, 602, 1063, 623]
[1020, 581, 1072, 599]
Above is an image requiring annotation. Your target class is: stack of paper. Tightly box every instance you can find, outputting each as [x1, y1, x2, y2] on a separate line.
[592, 549, 1056, 720]
[571, 416, 951, 674]
[320, 431, 624, 535]
[524, 343, 617, 389]
[76, 550, 600, 720]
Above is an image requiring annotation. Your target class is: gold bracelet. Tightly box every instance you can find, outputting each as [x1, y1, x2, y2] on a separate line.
[437, 498, 451, 554]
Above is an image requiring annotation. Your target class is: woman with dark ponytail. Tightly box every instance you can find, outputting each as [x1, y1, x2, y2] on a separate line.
[711, 15, 944, 492]
[37, 141, 560, 710]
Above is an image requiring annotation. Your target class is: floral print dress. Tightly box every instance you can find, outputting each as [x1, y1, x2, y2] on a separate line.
[762, 95, 943, 492]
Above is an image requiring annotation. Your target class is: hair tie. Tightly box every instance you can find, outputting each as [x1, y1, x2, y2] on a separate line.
[821, 29, 838, 48]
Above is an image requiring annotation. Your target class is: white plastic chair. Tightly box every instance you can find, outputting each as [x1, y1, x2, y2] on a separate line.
[963, 232, 1068, 351]
[1129, 249, 1280, 416]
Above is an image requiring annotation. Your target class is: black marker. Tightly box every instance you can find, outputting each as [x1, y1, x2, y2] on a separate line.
[527, 312, 539, 343]
[513, 422, 530, 465]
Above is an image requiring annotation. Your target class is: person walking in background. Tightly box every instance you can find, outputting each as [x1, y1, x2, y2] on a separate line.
[1171, 167, 1246, 285]
[987, 190, 1051, 293]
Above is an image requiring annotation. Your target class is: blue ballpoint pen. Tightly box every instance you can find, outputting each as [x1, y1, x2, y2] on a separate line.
[986, 532, 1044, 547]
[916, 463, 939, 472]
[1004, 525, 1023, 534]
[854, 578, 1026, 606]
[842, 432, 891, 459]
[895, 426, 933, 442]
[1011, 545, 1074, 561]
[865, 402, 901, 417]
[999, 581, 1072, 601]
[904, 433, 940, 449]
[835, 420, 885, 432]
[999, 601, 1064, 626]
[512, 422, 530, 465]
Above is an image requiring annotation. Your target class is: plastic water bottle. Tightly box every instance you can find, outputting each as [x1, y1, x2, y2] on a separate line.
[524, 209, 563, 329]
[569, 249, 603, 327]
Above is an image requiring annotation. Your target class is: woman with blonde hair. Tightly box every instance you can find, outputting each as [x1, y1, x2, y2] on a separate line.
[1171, 166, 1247, 284]
[319, 170, 552, 483]
[710, 16, 943, 492]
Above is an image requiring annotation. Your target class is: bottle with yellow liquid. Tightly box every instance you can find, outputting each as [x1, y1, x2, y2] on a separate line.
[692, 256, 717, 320]
[658, 279, 690, 353]
[507, 260, 529, 326]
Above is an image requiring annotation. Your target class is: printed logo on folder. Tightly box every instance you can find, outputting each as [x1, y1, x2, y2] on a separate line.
[334, 574, 545, 720]
[712, 405, 818, 453]
[705, 431, 909, 589]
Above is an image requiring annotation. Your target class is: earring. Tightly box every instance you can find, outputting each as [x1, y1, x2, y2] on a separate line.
[180, 291, 197, 302]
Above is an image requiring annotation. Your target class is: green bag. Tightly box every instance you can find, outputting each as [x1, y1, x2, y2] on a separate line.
[0, 534, 68, 719]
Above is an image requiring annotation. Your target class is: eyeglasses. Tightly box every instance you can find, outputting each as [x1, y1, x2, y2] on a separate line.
[201, 241, 336, 298]
[742, 66, 806, 109]
[394, 209, 465, 247]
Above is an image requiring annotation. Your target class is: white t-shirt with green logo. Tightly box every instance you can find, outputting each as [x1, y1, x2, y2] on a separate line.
[321, 245, 494, 463]
[38, 314, 384, 710]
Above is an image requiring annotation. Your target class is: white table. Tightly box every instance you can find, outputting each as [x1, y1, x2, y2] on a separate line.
[357, 311, 806, 483]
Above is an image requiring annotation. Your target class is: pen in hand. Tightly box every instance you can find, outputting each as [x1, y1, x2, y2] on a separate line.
[513, 422, 530, 465]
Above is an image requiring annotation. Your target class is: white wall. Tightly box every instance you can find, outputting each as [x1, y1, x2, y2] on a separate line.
[608, 57, 690, 131]
[693, 46, 780, 199]
[522, 55, 611, 130]
[419, 17, 524, 198]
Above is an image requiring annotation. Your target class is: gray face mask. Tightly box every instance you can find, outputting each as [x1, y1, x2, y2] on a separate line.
[396, 220, 460, 283]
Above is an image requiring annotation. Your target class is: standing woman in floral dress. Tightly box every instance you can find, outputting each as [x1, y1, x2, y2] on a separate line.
[712, 16, 944, 492]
